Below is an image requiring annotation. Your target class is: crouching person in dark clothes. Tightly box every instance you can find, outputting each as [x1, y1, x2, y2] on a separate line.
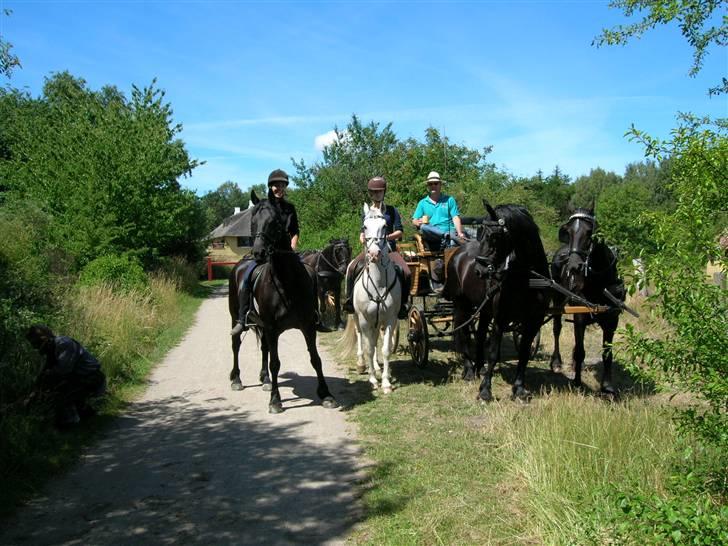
[26, 324, 107, 428]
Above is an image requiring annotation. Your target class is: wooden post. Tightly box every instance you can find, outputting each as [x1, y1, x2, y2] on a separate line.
[207, 256, 213, 281]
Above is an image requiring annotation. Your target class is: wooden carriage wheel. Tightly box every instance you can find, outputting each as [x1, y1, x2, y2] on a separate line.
[407, 304, 429, 368]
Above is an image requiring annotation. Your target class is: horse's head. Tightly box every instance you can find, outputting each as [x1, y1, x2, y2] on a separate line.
[362, 204, 388, 264]
[250, 190, 286, 262]
[559, 207, 596, 292]
[328, 238, 352, 275]
[473, 201, 511, 280]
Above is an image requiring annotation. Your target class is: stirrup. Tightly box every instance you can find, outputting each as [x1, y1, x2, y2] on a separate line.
[230, 321, 247, 336]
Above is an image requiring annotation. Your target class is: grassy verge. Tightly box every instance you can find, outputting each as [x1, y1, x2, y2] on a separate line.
[319, 307, 685, 544]
[0, 278, 217, 517]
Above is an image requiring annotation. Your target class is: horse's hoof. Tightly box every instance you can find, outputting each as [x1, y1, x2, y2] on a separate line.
[511, 389, 532, 403]
[600, 386, 618, 400]
[269, 403, 283, 414]
[462, 371, 476, 382]
[322, 397, 339, 409]
[477, 390, 493, 403]
[261, 382, 272, 392]
[231, 381, 243, 391]
[382, 386, 393, 394]
[551, 364, 562, 373]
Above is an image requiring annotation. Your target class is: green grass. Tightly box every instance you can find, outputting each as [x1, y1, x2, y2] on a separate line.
[0, 279, 213, 517]
[320, 313, 684, 544]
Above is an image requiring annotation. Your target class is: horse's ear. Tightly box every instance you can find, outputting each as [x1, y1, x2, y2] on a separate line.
[483, 199, 497, 221]
[251, 190, 260, 205]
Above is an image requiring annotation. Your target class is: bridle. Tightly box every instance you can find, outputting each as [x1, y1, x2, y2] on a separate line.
[360, 215, 397, 325]
[252, 204, 286, 260]
[562, 213, 596, 282]
[316, 240, 350, 277]
[474, 218, 511, 280]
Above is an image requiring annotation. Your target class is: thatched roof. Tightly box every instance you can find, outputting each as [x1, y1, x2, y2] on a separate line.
[208, 208, 252, 239]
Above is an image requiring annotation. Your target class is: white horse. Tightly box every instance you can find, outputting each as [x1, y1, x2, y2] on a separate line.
[351, 204, 402, 393]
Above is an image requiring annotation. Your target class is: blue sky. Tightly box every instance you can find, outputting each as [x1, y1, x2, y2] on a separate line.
[2, 0, 726, 194]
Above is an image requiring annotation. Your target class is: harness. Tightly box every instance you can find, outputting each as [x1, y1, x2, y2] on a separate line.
[314, 242, 349, 279]
[359, 220, 399, 326]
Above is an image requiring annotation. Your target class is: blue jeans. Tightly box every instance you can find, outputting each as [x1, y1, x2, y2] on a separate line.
[420, 225, 458, 250]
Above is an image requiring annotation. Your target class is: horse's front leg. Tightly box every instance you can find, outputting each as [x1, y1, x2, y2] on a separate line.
[512, 323, 538, 402]
[230, 330, 243, 391]
[259, 332, 271, 392]
[358, 316, 379, 389]
[572, 317, 586, 389]
[355, 321, 366, 374]
[380, 322, 394, 394]
[454, 299, 476, 381]
[303, 325, 338, 408]
[267, 332, 283, 414]
[474, 315, 489, 379]
[600, 318, 618, 398]
[550, 313, 564, 372]
[478, 316, 499, 402]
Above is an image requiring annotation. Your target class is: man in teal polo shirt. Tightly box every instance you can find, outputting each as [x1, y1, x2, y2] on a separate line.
[412, 171, 466, 250]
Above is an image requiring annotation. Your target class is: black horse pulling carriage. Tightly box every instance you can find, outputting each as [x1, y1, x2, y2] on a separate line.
[402, 201, 635, 401]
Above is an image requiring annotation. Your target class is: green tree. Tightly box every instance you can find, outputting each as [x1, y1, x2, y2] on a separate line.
[0, 9, 21, 79]
[594, 0, 728, 95]
[520, 166, 574, 219]
[200, 181, 248, 233]
[0, 72, 205, 266]
[570, 167, 622, 209]
[290, 116, 494, 248]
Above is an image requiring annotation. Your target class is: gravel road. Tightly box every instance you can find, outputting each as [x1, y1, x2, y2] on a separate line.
[0, 287, 366, 546]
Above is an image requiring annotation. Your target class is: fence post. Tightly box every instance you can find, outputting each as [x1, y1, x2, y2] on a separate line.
[207, 256, 213, 281]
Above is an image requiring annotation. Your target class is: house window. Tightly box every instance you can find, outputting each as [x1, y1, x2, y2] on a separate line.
[211, 239, 225, 249]
[237, 236, 253, 247]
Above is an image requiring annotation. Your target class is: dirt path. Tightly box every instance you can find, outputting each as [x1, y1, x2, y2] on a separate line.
[1, 288, 366, 545]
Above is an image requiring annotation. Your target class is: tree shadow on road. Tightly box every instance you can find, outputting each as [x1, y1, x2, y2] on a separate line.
[0, 394, 368, 546]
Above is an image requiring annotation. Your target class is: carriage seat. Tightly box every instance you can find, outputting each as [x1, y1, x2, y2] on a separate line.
[413, 232, 441, 257]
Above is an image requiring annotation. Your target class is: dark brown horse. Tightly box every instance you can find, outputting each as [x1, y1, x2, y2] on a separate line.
[228, 191, 338, 413]
[446, 202, 550, 402]
[301, 238, 351, 330]
[549, 207, 625, 396]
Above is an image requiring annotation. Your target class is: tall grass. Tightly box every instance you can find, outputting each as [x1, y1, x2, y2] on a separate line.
[64, 275, 180, 384]
[501, 394, 676, 544]
[322, 316, 684, 545]
[0, 262, 209, 515]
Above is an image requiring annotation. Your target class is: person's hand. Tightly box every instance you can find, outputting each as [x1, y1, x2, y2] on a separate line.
[457, 232, 466, 239]
[413, 218, 423, 228]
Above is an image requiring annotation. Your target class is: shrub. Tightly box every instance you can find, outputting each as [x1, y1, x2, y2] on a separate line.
[79, 254, 148, 292]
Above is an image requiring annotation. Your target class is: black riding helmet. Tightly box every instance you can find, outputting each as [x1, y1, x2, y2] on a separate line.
[268, 169, 289, 187]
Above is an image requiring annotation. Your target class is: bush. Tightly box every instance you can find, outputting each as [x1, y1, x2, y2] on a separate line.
[79, 254, 148, 292]
[153, 255, 201, 293]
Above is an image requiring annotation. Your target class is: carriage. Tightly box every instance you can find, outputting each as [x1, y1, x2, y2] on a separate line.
[399, 219, 635, 370]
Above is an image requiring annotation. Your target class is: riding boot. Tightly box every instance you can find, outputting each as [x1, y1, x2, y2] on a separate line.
[396, 268, 411, 320]
[231, 280, 253, 336]
[343, 270, 355, 313]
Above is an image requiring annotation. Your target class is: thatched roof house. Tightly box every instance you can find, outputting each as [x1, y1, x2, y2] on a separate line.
[208, 207, 253, 258]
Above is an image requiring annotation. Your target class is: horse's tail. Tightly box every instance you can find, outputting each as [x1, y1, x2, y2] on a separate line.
[339, 317, 358, 358]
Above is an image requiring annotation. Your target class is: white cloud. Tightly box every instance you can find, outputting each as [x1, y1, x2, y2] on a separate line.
[314, 129, 341, 151]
